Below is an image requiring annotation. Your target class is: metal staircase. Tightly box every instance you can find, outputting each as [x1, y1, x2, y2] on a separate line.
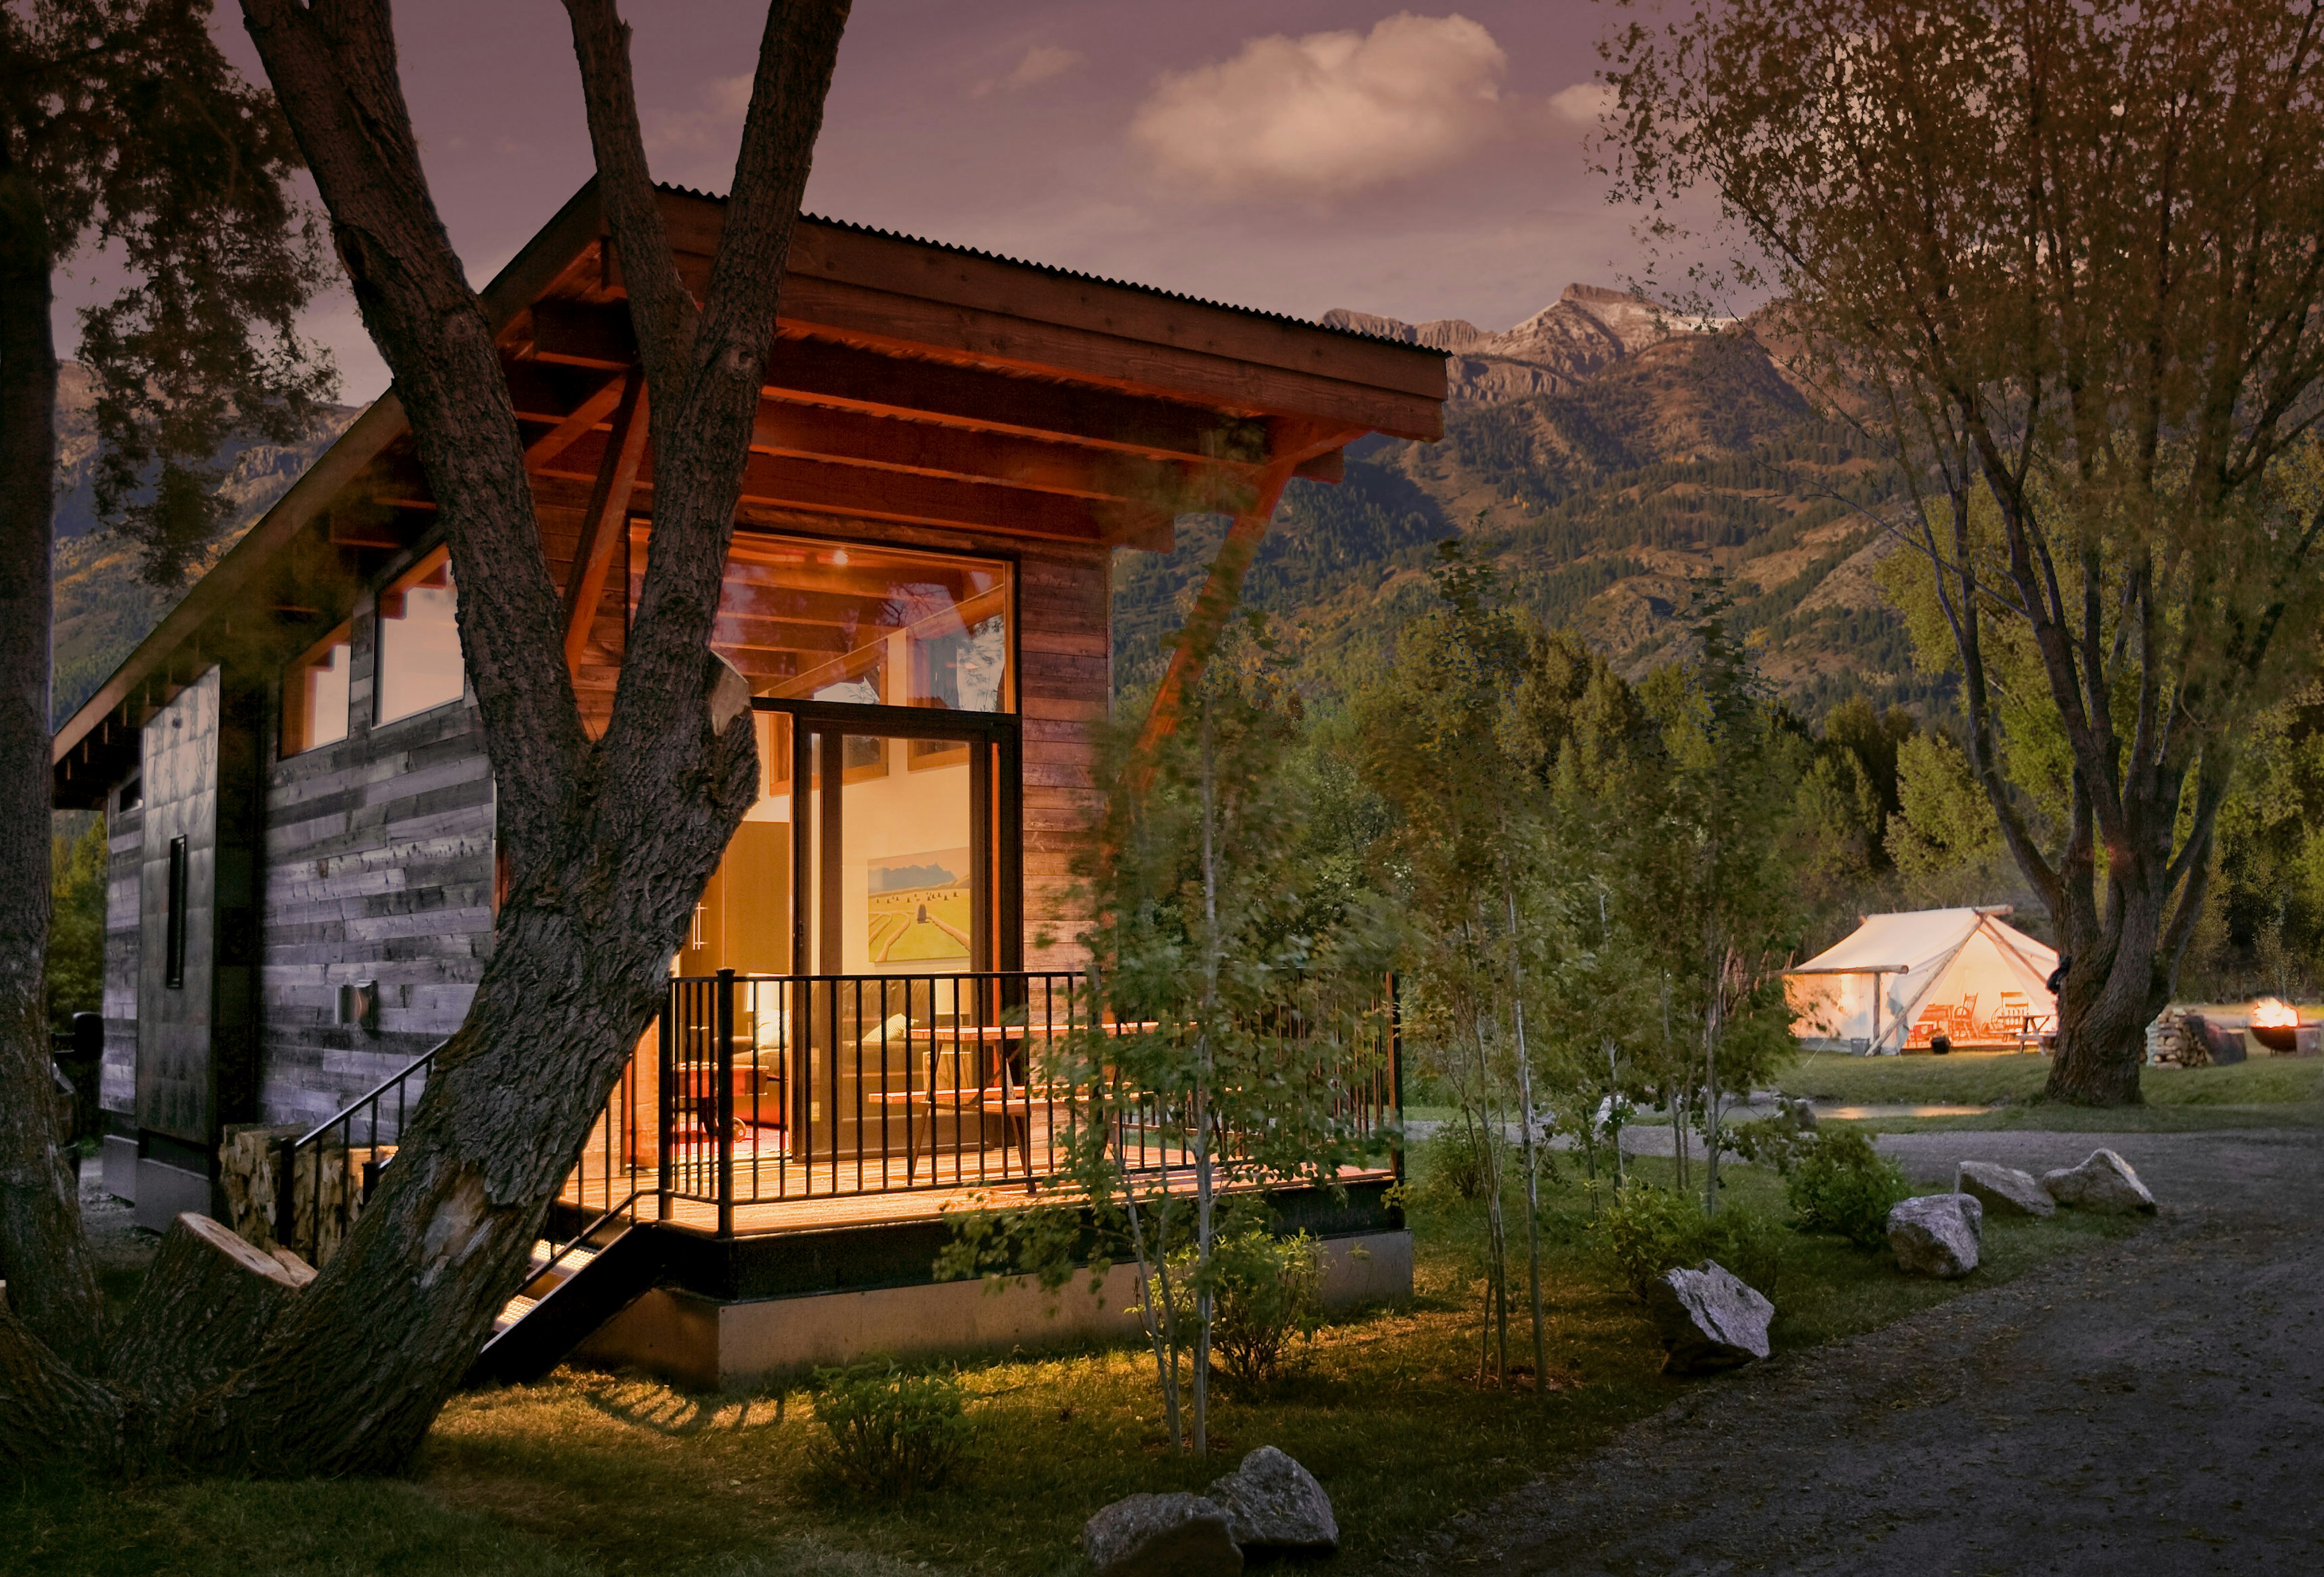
[467, 1194, 663, 1387]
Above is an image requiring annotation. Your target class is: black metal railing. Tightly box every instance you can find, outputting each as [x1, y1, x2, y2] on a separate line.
[645, 969, 1400, 1236]
[280, 971, 1401, 1263]
[275, 1041, 443, 1265]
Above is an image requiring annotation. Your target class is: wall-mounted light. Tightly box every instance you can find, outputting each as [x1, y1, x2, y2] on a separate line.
[337, 981, 380, 1035]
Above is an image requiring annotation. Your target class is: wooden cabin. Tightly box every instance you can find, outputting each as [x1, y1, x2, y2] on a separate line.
[51, 182, 1445, 1384]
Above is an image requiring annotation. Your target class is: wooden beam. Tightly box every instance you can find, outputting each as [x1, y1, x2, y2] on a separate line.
[528, 301, 1269, 465]
[561, 370, 648, 671]
[747, 403, 1255, 511]
[525, 372, 627, 468]
[1293, 448, 1344, 484]
[1129, 424, 1368, 782]
[773, 277, 1447, 443]
[539, 438, 1175, 547]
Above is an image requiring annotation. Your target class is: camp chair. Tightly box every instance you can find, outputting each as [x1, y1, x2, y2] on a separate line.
[1951, 994, 1980, 1036]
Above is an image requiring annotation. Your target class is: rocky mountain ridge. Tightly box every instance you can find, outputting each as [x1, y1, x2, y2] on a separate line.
[1324, 284, 1736, 402]
[1116, 288, 1922, 717]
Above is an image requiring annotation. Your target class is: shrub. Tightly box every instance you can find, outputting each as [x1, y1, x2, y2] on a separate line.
[1591, 1182, 1794, 1302]
[1784, 1128, 1910, 1249]
[1170, 1223, 1325, 1388]
[1699, 1200, 1793, 1303]
[808, 1361, 974, 1494]
[1590, 1181, 1701, 1298]
[1417, 1119, 1494, 1203]
[1212, 1225, 1325, 1385]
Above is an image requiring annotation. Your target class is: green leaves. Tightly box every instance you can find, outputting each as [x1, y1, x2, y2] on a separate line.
[9, 0, 337, 585]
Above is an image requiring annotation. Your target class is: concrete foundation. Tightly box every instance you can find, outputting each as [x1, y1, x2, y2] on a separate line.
[133, 1156, 211, 1233]
[579, 1228, 1413, 1390]
[102, 1134, 139, 1203]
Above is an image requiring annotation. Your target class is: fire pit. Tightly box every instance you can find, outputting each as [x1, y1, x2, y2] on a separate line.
[2250, 997, 2302, 1053]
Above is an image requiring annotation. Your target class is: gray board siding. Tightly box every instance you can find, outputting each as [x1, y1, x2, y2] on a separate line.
[258, 591, 493, 1129]
[102, 800, 142, 1116]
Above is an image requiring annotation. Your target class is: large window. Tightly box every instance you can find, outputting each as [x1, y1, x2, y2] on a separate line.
[281, 624, 352, 757]
[639, 530, 1013, 711]
[377, 547, 465, 724]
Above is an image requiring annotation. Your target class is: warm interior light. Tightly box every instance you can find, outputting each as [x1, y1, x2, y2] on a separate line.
[829, 549, 850, 567]
[2251, 997, 2300, 1030]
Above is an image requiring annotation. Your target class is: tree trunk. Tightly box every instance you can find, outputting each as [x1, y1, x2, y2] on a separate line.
[2044, 883, 2171, 1107]
[108, 1213, 311, 1423]
[16, 0, 851, 1475]
[0, 1309, 123, 1466]
[0, 237, 108, 1377]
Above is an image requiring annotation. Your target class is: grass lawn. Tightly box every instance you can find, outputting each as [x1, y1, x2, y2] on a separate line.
[1774, 1049, 2324, 1131]
[5, 1153, 2139, 1577]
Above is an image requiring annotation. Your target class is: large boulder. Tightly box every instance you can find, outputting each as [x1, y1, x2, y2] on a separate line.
[2041, 1149, 2158, 1214]
[1642, 1260, 1773, 1375]
[1207, 1446, 1338, 1553]
[1888, 1193, 1983, 1277]
[1083, 1493, 1241, 1577]
[1956, 1160, 2055, 1218]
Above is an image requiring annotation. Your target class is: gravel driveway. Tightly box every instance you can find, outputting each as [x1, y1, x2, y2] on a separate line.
[1372, 1128, 2323, 1576]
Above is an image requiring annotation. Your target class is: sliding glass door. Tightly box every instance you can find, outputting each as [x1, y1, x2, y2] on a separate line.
[672, 700, 1020, 979]
[786, 700, 1020, 976]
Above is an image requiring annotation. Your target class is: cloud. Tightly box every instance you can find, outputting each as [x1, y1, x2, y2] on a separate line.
[1128, 13, 1523, 202]
[645, 73, 755, 159]
[973, 44, 1087, 99]
[1548, 81, 1615, 126]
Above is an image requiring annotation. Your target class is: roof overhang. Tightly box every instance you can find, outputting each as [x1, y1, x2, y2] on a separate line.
[52, 180, 1446, 803]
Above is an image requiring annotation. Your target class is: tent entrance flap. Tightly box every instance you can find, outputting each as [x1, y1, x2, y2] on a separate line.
[1786, 908, 2060, 1052]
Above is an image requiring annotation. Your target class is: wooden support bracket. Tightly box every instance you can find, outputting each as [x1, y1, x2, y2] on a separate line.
[560, 370, 649, 672]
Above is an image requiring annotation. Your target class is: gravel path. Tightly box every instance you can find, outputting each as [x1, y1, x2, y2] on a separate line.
[1374, 1128, 2324, 1575]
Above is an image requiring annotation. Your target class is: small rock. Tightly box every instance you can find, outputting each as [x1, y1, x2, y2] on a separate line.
[1207, 1445, 1338, 1553]
[1956, 1160, 2055, 1218]
[1643, 1260, 1773, 1375]
[1888, 1193, 1983, 1277]
[1083, 1493, 1241, 1577]
[2041, 1149, 2158, 1214]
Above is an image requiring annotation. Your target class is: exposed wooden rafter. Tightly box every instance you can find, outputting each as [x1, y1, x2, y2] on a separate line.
[561, 369, 648, 670]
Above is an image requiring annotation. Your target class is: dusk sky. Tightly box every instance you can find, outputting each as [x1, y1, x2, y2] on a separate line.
[59, 2, 1699, 403]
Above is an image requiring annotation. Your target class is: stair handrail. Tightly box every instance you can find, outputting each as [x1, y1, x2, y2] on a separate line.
[536, 1186, 644, 1284]
[275, 1039, 448, 1265]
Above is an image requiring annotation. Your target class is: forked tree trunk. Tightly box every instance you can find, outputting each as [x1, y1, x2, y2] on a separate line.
[0, 0, 850, 1475]
[2044, 851, 2186, 1107]
[0, 234, 110, 1378]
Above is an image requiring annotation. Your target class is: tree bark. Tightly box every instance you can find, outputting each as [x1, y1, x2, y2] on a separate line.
[0, 224, 108, 1376]
[107, 1213, 310, 1409]
[0, 1308, 123, 1468]
[73, 0, 856, 1474]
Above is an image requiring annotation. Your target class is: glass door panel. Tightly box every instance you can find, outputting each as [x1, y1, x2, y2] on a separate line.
[813, 735, 976, 981]
[674, 710, 796, 976]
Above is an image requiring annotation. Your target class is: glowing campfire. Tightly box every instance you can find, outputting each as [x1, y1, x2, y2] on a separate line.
[2250, 997, 2302, 1052]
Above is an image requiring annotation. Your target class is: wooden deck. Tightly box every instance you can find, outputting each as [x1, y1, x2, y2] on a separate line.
[555, 1140, 1397, 1237]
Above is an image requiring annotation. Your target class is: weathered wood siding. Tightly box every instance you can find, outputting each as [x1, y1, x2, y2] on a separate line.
[258, 571, 496, 1128]
[102, 796, 143, 1117]
[1014, 541, 1108, 970]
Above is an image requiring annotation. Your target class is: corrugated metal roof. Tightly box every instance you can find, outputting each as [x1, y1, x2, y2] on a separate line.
[651, 183, 1433, 353]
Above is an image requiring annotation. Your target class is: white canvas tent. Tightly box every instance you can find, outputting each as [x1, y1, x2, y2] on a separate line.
[1787, 907, 2059, 1055]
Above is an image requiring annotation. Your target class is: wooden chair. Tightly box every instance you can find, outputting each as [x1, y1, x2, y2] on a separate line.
[1908, 1002, 1952, 1048]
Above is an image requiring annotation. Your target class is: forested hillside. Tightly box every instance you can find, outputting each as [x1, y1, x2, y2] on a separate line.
[48, 363, 356, 725]
[1115, 288, 1934, 719]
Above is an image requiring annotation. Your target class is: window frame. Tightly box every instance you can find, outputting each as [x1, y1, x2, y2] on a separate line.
[374, 544, 467, 728]
[279, 621, 355, 759]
